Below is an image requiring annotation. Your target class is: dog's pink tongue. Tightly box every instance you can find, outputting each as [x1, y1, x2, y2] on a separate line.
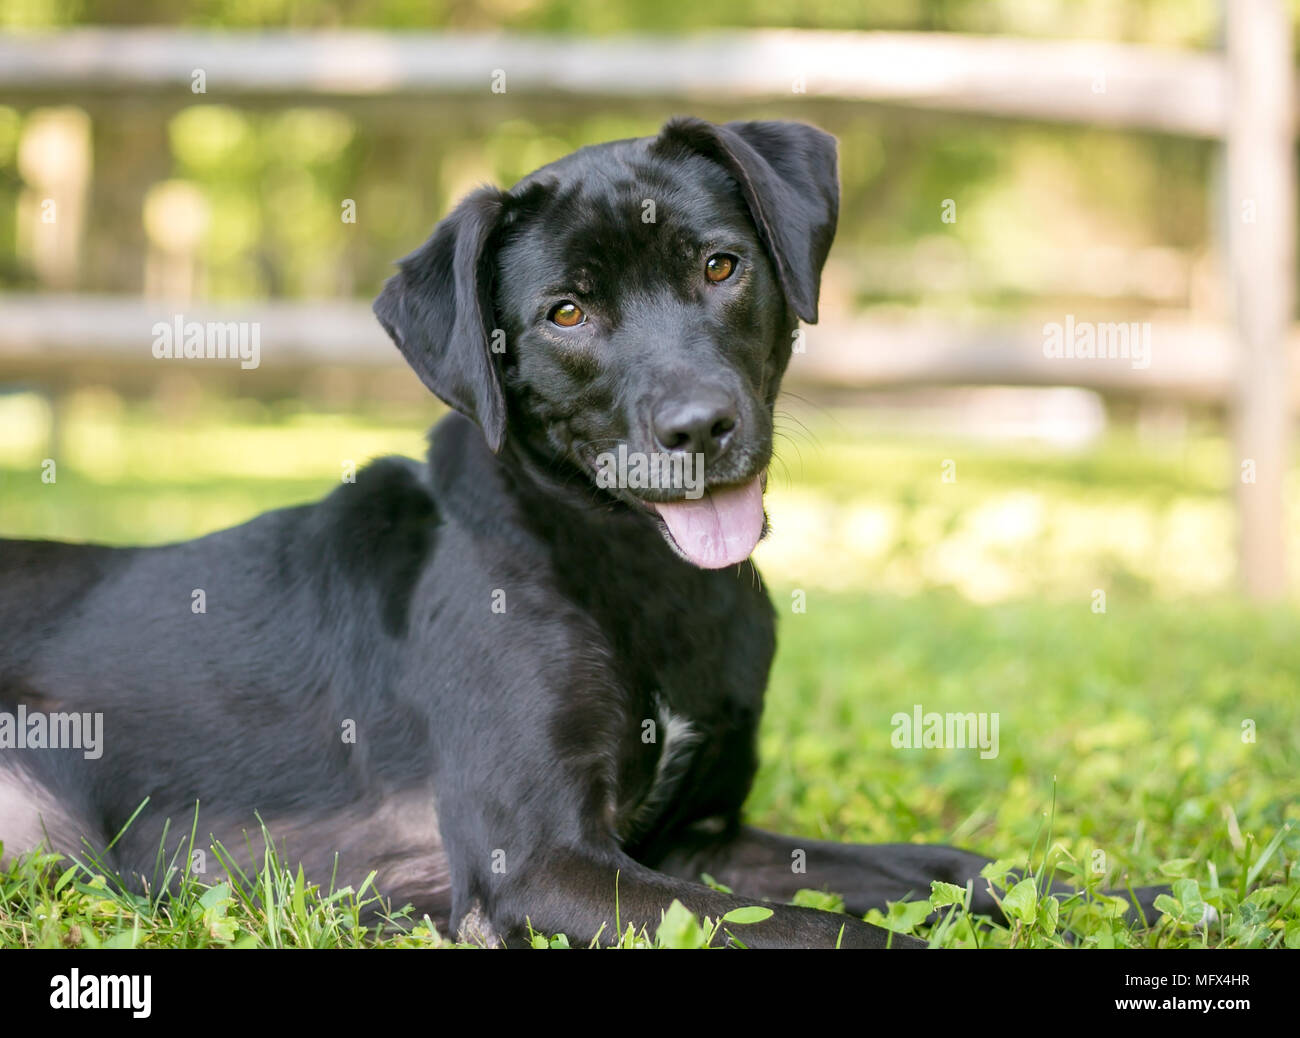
[654, 477, 765, 569]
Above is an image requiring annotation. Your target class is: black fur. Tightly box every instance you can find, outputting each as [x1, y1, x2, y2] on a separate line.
[0, 117, 1162, 948]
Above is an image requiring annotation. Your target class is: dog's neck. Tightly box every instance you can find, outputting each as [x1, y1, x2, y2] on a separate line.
[426, 411, 658, 545]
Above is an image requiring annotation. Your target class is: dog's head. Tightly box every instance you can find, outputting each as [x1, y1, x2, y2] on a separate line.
[374, 117, 838, 568]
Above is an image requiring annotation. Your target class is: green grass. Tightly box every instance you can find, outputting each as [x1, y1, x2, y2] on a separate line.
[0, 393, 1297, 947]
[2, 590, 1295, 947]
[752, 590, 1300, 948]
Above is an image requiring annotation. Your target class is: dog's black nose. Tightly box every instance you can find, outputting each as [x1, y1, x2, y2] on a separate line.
[652, 390, 739, 461]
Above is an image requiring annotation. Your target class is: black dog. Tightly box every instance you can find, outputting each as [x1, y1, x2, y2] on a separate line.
[0, 117, 1158, 948]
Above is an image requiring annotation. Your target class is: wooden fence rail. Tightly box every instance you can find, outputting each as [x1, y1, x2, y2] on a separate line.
[3, 294, 1297, 403]
[0, 29, 1231, 136]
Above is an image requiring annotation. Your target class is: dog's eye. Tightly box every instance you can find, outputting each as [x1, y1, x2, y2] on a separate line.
[549, 301, 586, 327]
[705, 254, 736, 282]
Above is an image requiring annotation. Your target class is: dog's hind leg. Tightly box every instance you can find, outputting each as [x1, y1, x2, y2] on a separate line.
[0, 765, 102, 868]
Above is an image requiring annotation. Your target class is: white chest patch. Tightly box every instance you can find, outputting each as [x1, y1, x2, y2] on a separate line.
[626, 701, 702, 836]
[653, 706, 700, 795]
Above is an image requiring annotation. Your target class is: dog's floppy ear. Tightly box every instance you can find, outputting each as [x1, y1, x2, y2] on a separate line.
[655, 118, 839, 323]
[373, 186, 507, 453]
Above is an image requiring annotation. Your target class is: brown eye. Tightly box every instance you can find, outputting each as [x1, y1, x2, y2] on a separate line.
[705, 254, 736, 282]
[549, 301, 585, 327]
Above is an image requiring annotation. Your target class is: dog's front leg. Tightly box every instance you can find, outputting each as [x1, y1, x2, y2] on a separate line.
[461, 847, 923, 948]
[653, 825, 1166, 928]
[653, 825, 993, 914]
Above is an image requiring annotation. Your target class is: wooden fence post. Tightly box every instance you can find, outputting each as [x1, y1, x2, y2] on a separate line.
[1226, 0, 1294, 599]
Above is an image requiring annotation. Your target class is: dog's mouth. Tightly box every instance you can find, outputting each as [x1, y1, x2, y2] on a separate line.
[649, 474, 766, 569]
[572, 442, 769, 568]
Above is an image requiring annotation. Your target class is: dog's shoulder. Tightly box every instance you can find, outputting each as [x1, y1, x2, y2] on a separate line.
[300, 453, 440, 637]
[312, 453, 437, 538]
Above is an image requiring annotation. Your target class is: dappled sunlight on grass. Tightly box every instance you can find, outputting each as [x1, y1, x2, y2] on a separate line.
[0, 391, 1288, 601]
[750, 415, 1251, 600]
[0, 391, 429, 543]
[755, 480, 1238, 601]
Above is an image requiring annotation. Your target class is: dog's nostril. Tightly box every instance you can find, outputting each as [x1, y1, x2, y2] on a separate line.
[711, 415, 736, 440]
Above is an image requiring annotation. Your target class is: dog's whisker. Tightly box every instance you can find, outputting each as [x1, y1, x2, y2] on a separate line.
[776, 389, 836, 425]
[774, 414, 820, 445]
[773, 412, 821, 453]
[769, 437, 802, 488]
